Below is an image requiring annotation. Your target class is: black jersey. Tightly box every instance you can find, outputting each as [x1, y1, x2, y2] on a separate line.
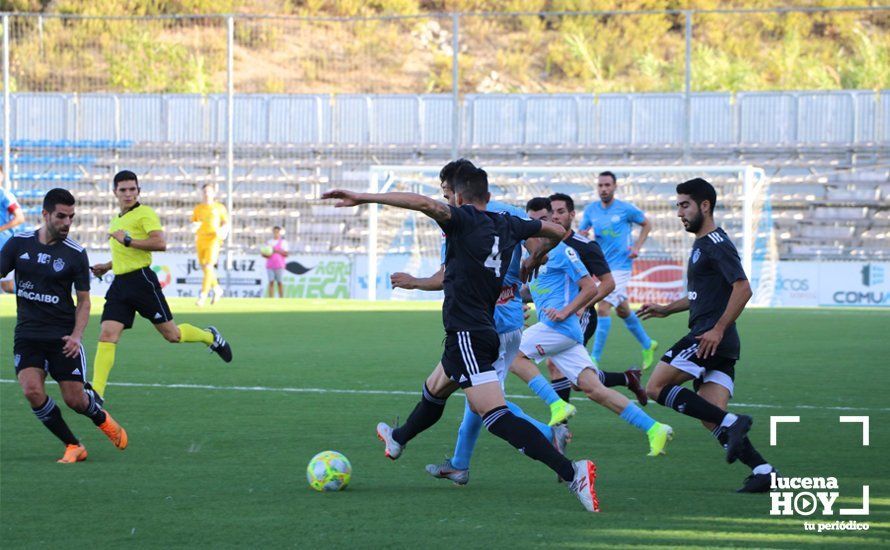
[564, 230, 611, 278]
[0, 231, 91, 340]
[439, 204, 542, 333]
[686, 227, 747, 359]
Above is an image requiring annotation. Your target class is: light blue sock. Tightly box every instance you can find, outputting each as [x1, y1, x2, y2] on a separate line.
[451, 398, 483, 470]
[506, 400, 553, 441]
[620, 403, 657, 433]
[623, 312, 652, 349]
[592, 316, 611, 361]
[528, 374, 561, 406]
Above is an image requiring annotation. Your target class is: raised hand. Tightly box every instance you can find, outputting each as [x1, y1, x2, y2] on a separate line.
[321, 189, 365, 208]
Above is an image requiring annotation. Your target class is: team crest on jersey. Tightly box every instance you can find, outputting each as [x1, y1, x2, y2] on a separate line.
[53, 257, 65, 272]
[692, 249, 701, 264]
[14, 354, 21, 367]
[611, 215, 620, 223]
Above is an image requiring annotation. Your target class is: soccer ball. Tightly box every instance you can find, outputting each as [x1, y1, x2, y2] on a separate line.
[306, 451, 352, 492]
[260, 245, 273, 257]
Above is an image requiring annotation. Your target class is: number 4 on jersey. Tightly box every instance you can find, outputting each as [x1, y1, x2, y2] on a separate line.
[484, 236, 502, 277]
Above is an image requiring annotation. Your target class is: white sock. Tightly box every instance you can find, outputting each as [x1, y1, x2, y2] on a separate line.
[753, 463, 773, 475]
[720, 413, 738, 429]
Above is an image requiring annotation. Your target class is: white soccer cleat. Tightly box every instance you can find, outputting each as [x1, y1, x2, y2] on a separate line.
[568, 459, 600, 512]
[376, 422, 403, 460]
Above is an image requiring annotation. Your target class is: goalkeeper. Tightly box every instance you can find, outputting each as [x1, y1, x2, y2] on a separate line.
[191, 183, 229, 306]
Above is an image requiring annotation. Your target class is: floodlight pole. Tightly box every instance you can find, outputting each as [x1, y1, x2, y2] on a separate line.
[742, 165, 755, 283]
[225, 15, 234, 294]
[368, 171, 380, 301]
[683, 10, 692, 159]
[451, 13, 460, 160]
[2, 15, 10, 188]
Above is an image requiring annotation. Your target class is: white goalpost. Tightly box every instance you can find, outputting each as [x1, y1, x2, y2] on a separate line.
[366, 165, 775, 305]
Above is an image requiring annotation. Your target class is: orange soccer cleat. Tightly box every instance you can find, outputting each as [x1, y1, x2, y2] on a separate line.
[57, 443, 88, 464]
[97, 410, 128, 450]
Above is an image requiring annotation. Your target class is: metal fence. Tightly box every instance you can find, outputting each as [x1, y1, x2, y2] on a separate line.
[2, 90, 887, 146]
[0, 7, 887, 266]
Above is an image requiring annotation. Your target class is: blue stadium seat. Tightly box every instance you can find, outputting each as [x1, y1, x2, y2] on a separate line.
[14, 155, 97, 165]
[11, 172, 84, 182]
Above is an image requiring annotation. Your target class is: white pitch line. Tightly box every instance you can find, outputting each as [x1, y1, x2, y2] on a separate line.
[1, 379, 889, 412]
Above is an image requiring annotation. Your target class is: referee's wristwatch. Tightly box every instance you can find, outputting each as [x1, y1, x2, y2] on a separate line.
[123, 235, 133, 247]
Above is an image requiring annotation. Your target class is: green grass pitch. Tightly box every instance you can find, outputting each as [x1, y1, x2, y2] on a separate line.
[1, 296, 888, 548]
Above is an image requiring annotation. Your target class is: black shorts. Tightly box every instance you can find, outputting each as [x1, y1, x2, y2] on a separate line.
[660, 334, 737, 395]
[102, 267, 173, 329]
[580, 308, 597, 347]
[14, 337, 86, 383]
[441, 330, 500, 389]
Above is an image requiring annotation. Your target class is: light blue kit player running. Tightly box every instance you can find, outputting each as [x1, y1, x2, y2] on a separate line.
[578, 171, 658, 369]
[389, 179, 574, 486]
[0, 186, 26, 293]
[512, 197, 674, 458]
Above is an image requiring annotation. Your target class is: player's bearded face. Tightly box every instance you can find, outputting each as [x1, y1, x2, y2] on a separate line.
[45, 205, 74, 241]
[550, 201, 573, 230]
[678, 199, 703, 233]
[598, 178, 616, 203]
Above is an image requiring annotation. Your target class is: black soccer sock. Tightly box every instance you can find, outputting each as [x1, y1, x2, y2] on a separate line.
[32, 397, 79, 446]
[77, 390, 107, 426]
[482, 405, 575, 482]
[712, 427, 768, 470]
[550, 377, 573, 403]
[657, 384, 727, 424]
[598, 370, 628, 388]
[391, 384, 447, 446]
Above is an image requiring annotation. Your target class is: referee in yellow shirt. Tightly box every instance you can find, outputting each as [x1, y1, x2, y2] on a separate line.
[191, 183, 228, 306]
[89, 171, 233, 399]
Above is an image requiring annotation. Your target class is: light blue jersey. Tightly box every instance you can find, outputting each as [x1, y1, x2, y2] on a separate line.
[0, 187, 20, 247]
[439, 200, 527, 334]
[528, 242, 589, 343]
[578, 198, 645, 271]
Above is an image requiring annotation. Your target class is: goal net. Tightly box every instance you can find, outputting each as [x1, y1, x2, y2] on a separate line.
[367, 165, 775, 306]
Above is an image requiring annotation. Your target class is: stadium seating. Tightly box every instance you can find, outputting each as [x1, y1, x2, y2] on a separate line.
[5, 90, 888, 260]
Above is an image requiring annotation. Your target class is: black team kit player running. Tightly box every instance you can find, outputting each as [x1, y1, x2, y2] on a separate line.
[640, 178, 777, 492]
[0, 188, 127, 463]
[322, 163, 602, 512]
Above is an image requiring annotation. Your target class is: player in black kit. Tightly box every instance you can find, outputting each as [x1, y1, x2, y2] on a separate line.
[545, 193, 648, 406]
[0, 188, 128, 463]
[322, 162, 602, 512]
[639, 178, 776, 492]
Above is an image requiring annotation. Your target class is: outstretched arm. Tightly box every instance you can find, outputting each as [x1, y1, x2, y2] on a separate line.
[391, 265, 445, 291]
[638, 296, 690, 320]
[321, 190, 451, 224]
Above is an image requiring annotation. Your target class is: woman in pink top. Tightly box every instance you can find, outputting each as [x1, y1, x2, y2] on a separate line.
[262, 226, 288, 298]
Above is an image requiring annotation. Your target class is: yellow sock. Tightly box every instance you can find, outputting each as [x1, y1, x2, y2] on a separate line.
[91, 341, 117, 397]
[201, 266, 213, 294]
[179, 323, 214, 345]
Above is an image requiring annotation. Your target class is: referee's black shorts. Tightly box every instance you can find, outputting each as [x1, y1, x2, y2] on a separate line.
[101, 267, 174, 329]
